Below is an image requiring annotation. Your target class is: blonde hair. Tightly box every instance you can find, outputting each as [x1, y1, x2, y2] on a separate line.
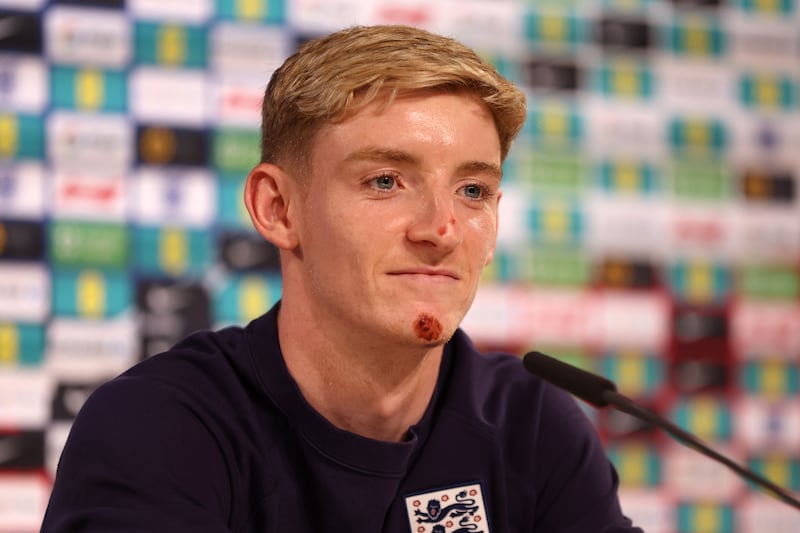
[260, 25, 527, 172]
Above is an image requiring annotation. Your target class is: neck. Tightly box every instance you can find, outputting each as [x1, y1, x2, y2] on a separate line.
[276, 301, 444, 442]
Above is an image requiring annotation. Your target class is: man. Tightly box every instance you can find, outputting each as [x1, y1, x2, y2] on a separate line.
[43, 25, 643, 532]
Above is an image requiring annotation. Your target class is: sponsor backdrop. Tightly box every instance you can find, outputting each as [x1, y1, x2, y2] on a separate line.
[0, 0, 799, 530]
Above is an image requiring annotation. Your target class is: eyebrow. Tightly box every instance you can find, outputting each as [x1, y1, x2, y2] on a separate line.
[344, 147, 503, 180]
[344, 147, 420, 165]
[459, 160, 503, 181]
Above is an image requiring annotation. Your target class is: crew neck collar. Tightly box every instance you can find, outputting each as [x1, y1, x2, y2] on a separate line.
[246, 303, 454, 477]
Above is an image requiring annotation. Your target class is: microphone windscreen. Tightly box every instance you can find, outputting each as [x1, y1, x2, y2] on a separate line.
[522, 351, 617, 407]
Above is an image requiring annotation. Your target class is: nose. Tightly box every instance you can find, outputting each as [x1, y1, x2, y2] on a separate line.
[406, 189, 462, 251]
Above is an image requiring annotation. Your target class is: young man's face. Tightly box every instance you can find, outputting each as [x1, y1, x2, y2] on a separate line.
[291, 90, 502, 348]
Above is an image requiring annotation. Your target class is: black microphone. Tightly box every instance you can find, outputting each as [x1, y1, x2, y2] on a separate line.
[523, 349, 618, 407]
[522, 350, 800, 512]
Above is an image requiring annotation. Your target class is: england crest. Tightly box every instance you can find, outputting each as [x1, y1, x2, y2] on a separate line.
[404, 482, 489, 533]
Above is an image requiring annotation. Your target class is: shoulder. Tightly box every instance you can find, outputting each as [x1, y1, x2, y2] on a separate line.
[46, 368, 238, 532]
[45, 322, 276, 532]
[59, 319, 277, 486]
[106, 324, 256, 408]
[71, 324, 251, 445]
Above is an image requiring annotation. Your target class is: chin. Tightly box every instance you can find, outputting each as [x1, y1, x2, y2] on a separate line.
[376, 303, 464, 346]
[417, 334, 452, 349]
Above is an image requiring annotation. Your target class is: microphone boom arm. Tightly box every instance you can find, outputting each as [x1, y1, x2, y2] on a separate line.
[602, 389, 800, 512]
[522, 350, 800, 512]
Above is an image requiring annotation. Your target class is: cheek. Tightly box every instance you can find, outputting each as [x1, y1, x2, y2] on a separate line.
[465, 214, 498, 258]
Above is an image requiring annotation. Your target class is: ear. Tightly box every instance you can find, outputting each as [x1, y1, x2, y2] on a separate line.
[484, 190, 502, 266]
[244, 163, 300, 250]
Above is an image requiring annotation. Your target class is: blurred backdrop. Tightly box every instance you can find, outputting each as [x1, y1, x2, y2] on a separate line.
[0, 0, 799, 531]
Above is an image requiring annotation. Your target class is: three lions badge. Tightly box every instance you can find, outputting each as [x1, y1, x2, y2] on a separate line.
[404, 482, 489, 532]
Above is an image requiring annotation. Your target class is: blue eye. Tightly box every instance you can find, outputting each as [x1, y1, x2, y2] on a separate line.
[374, 175, 396, 190]
[461, 184, 486, 199]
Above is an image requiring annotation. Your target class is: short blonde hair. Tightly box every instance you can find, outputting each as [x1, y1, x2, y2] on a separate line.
[260, 25, 527, 172]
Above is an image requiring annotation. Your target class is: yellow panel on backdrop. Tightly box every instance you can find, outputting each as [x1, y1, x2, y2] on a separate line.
[77, 270, 106, 318]
[160, 228, 189, 277]
[0, 115, 18, 157]
[0, 324, 19, 364]
[76, 69, 104, 110]
[157, 25, 188, 65]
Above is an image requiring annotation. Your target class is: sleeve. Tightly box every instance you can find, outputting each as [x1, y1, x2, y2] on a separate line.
[531, 382, 644, 533]
[41, 376, 235, 533]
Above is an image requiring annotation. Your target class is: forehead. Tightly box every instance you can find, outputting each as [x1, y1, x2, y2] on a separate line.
[310, 90, 501, 165]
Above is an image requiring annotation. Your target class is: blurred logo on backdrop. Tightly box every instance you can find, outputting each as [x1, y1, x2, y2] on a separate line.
[45, 5, 130, 66]
[137, 125, 209, 166]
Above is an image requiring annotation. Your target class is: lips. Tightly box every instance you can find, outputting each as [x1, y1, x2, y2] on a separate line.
[387, 268, 460, 280]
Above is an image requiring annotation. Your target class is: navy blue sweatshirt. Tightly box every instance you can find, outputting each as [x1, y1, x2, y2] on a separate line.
[42, 303, 642, 532]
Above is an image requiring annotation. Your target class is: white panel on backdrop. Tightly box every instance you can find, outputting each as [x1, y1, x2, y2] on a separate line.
[518, 288, 595, 347]
[732, 301, 800, 356]
[288, 0, 369, 33]
[0, 370, 52, 427]
[47, 111, 133, 173]
[129, 0, 214, 23]
[731, 205, 800, 262]
[460, 284, 516, 345]
[0, 162, 45, 219]
[366, 0, 437, 28]
[662, 440, 745, 501]
[0, 57, 47, 112]
[463, 287, 596, 348]
[52, 171, 128, 222]
[729, 113, 800, 166]
[210, 76, 265, 126]
[590, 290, 669, 349]
[583, 101, 665, 159]
[0, 475, 50, 532]
[45, 317, 139, 381]
[585, 195, 669, 259]
[44, 6, 131, 67]
[129, 67, 209, 126]
[734, 398, 800, 453]
[0, 263, 49, 322]
[616, 490, 674, 533]
[133, 167, 216, 227]
[740, 495, 800, 533]
[495, 183, 532, 248]
[666, 203, 737, 260]
[728, 15, 800, 73]
[209, 23, 291, 75]
[432, 0, 525, 55]
[656, 58, 736, 114]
